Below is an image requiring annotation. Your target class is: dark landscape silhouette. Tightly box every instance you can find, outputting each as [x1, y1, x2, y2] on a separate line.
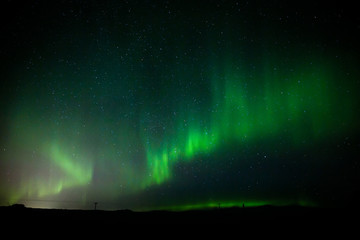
[1, 203, 358, 224]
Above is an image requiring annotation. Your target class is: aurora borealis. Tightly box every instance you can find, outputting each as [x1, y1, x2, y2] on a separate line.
[1, 1, 359, 210]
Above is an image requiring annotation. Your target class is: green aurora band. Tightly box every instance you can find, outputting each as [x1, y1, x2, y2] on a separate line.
[2, 57, 357, 209]
[1, 2, 359, 210]
[141, 62, 354, 188]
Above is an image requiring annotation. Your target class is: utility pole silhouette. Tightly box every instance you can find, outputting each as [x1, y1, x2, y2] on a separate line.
[94, 202, 98, 210]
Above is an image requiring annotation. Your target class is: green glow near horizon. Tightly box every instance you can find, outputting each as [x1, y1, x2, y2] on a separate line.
[6, 142, 93, 204]
[1, 2, 359, 211]
[3, 59, 356, 209]
[140, 199, 317, 212]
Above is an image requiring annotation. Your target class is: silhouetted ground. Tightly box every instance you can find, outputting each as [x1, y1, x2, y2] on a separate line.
[1, 205, 358, 224]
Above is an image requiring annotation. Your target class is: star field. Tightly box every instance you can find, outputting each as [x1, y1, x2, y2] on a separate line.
[0, 1, 359, 210]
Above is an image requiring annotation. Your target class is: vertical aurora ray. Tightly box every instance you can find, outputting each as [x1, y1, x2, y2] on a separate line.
[1, 1, 359, 210]
[2, 57, 357, 208]
[141, 60, 356, 188]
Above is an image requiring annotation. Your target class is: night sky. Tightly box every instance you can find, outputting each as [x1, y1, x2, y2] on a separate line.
[1, 0, 359, 210]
